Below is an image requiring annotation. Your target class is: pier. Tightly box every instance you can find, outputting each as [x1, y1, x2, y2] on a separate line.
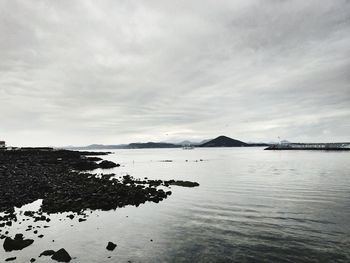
[265, 142, 350, 151]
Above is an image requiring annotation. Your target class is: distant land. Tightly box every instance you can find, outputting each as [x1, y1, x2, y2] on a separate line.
[64, 136, 269, 150]
[199, 135, 248, 147]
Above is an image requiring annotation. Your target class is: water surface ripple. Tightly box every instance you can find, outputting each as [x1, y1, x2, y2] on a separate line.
[3, 148, 350, 262]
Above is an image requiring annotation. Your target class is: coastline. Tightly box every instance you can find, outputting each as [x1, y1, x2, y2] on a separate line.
[0, 149, 199, 261]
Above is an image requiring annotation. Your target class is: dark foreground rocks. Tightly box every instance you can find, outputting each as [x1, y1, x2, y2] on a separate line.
[0, 148, 199, 263]
[40, 249, 56, 257]
[167, 180, 200, 187]
[99, 160, 120, 169]
[106, 241, 117, 251]
[51, 248, 72, 262]
[0, 150, 115, 212]
[0, 149, 199, 214]
[3, 235, 34, 251]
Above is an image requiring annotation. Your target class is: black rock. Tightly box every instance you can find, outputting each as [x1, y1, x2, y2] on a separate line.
[3, 236, 34, 251]
[5, 257, 16, 261]
[167, 180, 199, 187]
[106, 241, 117, 251]
[0, 149, 199, 215]
[24, 211, 35, 217]
[51, 248, 72, 262]
[87, 157, 103, 162]
[73, 161, 98, 171]
[30, 258, 36, 262]
[14, 234, 23, 240]
[67, 214, 74, 220]
[99, 160, 119, 169]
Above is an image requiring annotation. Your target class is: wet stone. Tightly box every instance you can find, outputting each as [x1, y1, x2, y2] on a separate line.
[3, 236, 34, 251]
[51, 248, 72, 262]
[106, 241, 117, 251]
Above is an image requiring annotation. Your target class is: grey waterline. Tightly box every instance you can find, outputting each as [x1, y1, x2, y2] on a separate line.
[2, 148, 350, 262]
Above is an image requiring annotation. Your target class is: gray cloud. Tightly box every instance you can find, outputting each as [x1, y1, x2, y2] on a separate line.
[0, 0, 349, 146]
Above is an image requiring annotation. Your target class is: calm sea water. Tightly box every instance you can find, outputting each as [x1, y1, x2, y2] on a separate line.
[2, 148, 350, 262]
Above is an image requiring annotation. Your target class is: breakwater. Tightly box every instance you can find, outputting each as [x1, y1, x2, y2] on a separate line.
[265, 142, 350, 151]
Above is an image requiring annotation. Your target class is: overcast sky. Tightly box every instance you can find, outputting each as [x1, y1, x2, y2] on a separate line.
[1, 0, 349, 146]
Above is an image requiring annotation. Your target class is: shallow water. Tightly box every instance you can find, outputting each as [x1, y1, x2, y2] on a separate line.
[2, 148, 350, 262]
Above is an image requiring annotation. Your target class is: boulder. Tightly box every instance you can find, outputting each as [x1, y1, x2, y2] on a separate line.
[106, 241, 117, 251]
[3, 236, 34, 251]
[51, 248, 72, 262]
[14, 233, 23, 240]
[99, 160, 119, 169]
[167, 180, 199, 187]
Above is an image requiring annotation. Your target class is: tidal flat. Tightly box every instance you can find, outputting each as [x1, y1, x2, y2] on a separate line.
[0, 149, 198, 262]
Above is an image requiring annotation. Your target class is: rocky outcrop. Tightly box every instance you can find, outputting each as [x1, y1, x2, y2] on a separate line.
[3, 235, 34, 251]
[40, 250, 55, 257]
[51, 248, 72, 262]
[0, 150, 199, 214]
[99, 160, 119, 169]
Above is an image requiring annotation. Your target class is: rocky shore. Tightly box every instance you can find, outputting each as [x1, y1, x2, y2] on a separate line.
[0, 149, 199, 261]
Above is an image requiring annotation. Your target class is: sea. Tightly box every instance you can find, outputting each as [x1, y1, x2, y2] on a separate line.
[2, 147, 350, 262]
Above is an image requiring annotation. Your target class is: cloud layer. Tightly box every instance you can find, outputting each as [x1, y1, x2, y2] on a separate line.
[1, 0, 349, 146]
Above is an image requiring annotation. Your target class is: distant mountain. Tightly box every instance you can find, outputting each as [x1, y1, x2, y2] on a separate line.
[199, 135, 248, 147]
[66, 144, 127, 150]
[198, 139, 212, 145]
[177, 140, 195, 145]
[128, 142, 180, 149]
[65, 142, 180, 150]
[176, 139, 212, 146]
[64, 136, 270, 149]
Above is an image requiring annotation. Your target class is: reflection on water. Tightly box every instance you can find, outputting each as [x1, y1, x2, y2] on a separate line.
[2, 148, 350, 262]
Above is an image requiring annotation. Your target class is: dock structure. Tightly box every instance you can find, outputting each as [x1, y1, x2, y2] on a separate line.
[265, 142, 350, 151]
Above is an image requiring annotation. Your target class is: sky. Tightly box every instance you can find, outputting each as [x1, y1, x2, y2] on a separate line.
[0, 0, 349, 146]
